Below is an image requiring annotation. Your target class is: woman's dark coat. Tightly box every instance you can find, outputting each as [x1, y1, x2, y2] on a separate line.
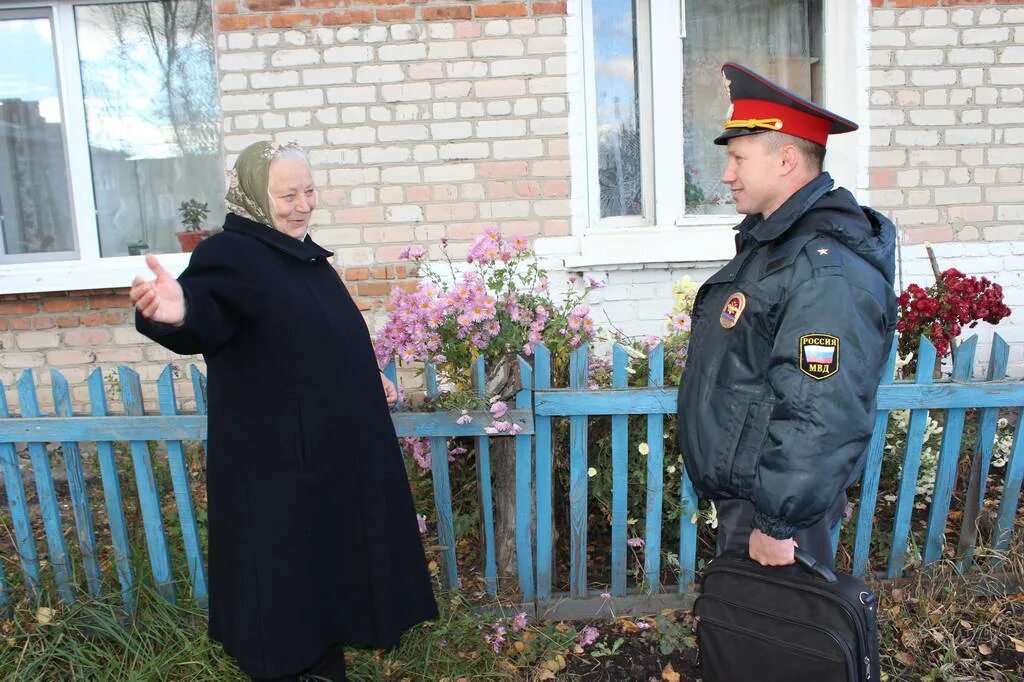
[137, 213, 438, 678]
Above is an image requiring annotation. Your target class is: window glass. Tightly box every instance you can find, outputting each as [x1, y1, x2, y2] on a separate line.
[683, 0, 822, 214]
[592, 0, 644, 219]
[0, 13, 76, 260]
[75, 0, 224, 256]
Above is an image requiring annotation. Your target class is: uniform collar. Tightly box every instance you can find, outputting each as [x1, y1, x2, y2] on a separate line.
[737, 172, 835, 245]
[224, 212, 333, 261]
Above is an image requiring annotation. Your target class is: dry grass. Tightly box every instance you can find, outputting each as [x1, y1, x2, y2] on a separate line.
[874, 536, 1024, 681]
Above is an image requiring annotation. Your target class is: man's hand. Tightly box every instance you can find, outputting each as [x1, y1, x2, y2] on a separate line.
[749, 528, 797, 566]
[129, 254, 186, 326]
[380, 372, 398, 408]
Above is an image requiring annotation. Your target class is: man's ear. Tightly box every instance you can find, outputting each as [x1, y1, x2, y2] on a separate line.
[778, 143, 801, 176]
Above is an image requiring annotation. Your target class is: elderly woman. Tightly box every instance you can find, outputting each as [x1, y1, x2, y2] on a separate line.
[131, 141, 437, 681]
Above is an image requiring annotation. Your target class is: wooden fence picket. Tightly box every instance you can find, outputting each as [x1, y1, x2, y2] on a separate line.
[852, 342, 899, 577]
[533, 344, 554, 602]
[568, 344, 589, 599]
[87, 368, 134, 611]
[643, 344, 665, 594]
[51, 370, 102, 598]
[424, 362, 458, 591]
[887, 338, 938, 578]
[610, 344, 629, 596]
[118, 367, 175, 603]
[157, 367, 208, 606]
[515, 357, 535, 601]
[957, 337, 1010, 570]
[472, 356, 497, 595]
[0, 377, 40, 599]
[17, 370, 74, 603]
[923, 338, 976, 565]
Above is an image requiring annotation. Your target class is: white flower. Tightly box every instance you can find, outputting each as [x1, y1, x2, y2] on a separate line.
[587, 467, 597, 477]
[637, 442, 650, 456]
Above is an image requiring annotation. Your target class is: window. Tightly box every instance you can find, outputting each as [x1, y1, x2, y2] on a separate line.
[683, 0, 822, 215]
[562, 0, 861, 267]
[0, 0, 222, 291]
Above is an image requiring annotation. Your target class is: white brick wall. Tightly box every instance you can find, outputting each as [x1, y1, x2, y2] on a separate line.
[868, 4, 1024, 245]
[216, 15, 572, 274]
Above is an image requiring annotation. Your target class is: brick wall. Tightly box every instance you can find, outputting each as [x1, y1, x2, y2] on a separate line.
[867, 2, 1024, 244]
[214, 0, 571, 321]
[0, 290, 192, 410]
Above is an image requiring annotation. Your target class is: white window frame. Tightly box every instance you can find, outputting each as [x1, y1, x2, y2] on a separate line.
[540, 0, 869, 269]
[0, 0, 209, 294]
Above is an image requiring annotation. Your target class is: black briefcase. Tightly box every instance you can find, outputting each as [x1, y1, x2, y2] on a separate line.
[694, 549, 881, 682]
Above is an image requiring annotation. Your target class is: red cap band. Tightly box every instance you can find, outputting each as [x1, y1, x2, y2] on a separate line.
[728, 99, 833, 145]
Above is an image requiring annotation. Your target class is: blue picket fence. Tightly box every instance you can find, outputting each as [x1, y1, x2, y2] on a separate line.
[0, 334, 1022, 617]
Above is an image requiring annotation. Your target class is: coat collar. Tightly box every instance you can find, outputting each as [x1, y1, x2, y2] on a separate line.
[223, 212, 333, 261]
[736, 172, 835, 245]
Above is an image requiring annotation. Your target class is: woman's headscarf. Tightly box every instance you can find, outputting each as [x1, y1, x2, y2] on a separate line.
[225, 141, 306, 228]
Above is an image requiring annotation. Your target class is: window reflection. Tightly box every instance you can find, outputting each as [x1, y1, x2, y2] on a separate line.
[76, 0, 224, 256]
[593, 0, 644, 219]
[0, 14, 75, 260]
[684, 0, 822, 214]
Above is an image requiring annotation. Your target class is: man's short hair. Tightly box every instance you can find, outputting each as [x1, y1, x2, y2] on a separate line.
[759, 131, 826, 172]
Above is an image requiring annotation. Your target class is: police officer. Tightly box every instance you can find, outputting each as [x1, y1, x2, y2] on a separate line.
[677, 63, 898, 571]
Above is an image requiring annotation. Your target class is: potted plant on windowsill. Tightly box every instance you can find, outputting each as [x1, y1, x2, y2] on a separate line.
[176, 199, 211, 252]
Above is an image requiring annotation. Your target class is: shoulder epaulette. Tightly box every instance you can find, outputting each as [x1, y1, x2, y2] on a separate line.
[803, 235, 844, 271]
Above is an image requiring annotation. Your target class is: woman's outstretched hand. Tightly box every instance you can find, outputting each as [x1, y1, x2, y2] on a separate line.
[130, 254, 186, 326]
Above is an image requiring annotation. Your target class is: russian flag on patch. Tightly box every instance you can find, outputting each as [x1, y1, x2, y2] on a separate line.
[804, 344, 836, 365]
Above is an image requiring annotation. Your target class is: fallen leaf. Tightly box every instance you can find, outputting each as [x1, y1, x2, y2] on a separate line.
[535, 670, 556, 680]
[661, 663, 681, 682]
[35, 607, 53, 625]
[979, 643, 993, 655]
[959, 619, 973, 630]
[894, 651, 916, 667]
[1010, 636, 1024, 653]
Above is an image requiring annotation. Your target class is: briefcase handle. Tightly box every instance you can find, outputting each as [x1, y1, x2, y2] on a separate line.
[794, 548, 838, 583]
[714, 549, 838, 583]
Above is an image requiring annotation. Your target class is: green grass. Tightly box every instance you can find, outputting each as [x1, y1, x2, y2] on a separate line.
[0, 587, 582, 681]
[0, 587, 243, 681]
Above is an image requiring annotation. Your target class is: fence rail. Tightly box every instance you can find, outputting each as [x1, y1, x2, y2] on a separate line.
[0, 334, 1022, 619]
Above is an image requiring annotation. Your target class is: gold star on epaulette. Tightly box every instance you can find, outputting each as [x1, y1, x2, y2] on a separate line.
[817, 248, 829, 255]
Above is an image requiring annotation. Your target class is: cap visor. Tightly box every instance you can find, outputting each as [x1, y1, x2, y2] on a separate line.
[713, 127, 769, 145]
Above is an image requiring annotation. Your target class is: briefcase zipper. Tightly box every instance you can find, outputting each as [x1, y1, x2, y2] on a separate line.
[695, 614, 847, 664]
[696, 594, 858, 680]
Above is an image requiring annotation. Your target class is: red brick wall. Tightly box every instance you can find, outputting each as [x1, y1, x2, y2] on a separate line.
[214, 0, 567, 31]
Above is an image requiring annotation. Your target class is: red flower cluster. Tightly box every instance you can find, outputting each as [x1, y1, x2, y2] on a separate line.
[897, 268, 1011, 357]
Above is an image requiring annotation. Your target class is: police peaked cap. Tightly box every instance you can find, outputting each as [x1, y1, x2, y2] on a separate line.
[714, 62, 858, 146]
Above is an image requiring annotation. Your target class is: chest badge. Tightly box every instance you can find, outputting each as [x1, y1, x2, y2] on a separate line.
[800, 333, 840, 380]
[719, 292, 747, 329]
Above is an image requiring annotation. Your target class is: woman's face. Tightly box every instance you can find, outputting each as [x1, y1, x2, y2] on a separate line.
[268, 157, 316, 238]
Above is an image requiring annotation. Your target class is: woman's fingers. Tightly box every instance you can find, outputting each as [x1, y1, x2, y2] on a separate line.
[141, 295, 161, 320]
[145, 254, 171, 280]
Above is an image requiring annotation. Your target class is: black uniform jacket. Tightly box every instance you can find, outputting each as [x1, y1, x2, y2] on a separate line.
[137, 213, 438, 678]
[677, 173, 897, 540]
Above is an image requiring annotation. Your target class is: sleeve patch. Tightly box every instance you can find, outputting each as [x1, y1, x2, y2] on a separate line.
[799, 333, 840, 380]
